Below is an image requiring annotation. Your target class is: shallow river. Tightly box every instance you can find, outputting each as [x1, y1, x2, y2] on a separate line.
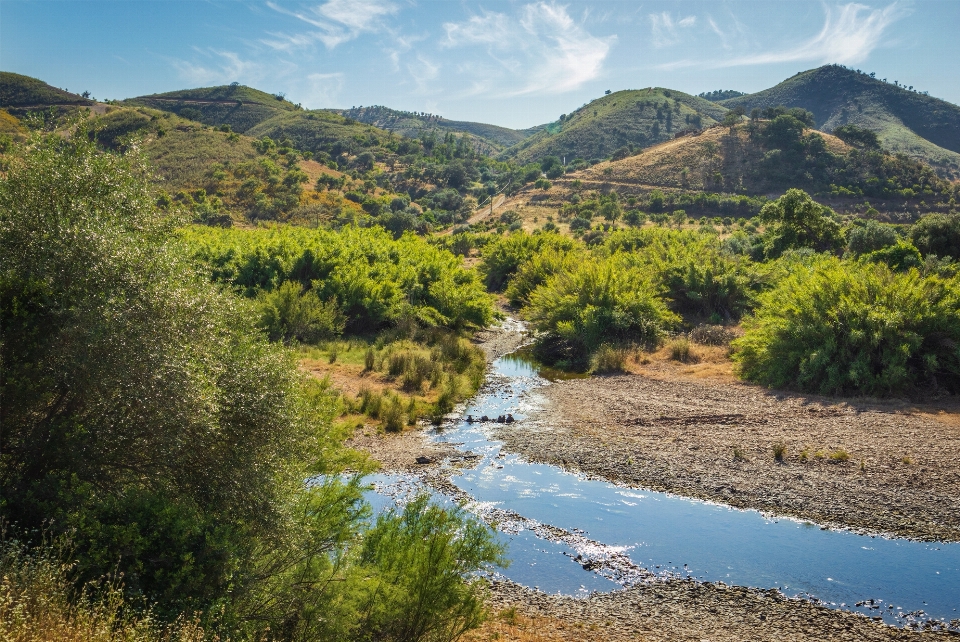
[367, 342, 960, 629]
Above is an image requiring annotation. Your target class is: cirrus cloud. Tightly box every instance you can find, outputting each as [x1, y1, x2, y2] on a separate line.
[442, 2, 616, 96]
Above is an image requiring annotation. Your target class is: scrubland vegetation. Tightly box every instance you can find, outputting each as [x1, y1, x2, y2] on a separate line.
[482, 187, 960, 395]
[0, 133, 504, 641]
[4, 66, 960, 640]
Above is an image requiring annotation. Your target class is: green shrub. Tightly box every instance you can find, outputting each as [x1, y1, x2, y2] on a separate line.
[527, 257, 678, 364]
[504, 245, 584, 306]
[183, 224, 494, 332]
[605, 228, 759, 319]
[733, 257, 960, 395]
[773, 441, 787, 461]
[479, 231, 574, 291]
[256, 280, 345, 343]
[357, 495, 506, 642]
[910, 213, 960, 259]
[847, 219, 898, 256]
[668, 338, 699, 363]
[756, 188, 843, 259]
[861, 240, 922, 272]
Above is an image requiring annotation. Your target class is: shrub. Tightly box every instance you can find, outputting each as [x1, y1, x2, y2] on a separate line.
[668, 338, 699, 363]
[847, 220, 898, 256]
[829, 448, 851, 462]
[257, 280, 345, 343]
[591, 344, 628, 373]
[733, 257, 960, 395]
[756, 189, 843, 259]
[910, 213, 960, 259]
[527, 257, 677, 364]
[356, 496, 506, 642]
[773, 441, 787, 461]
[479, 231, 574, 291]
[183, 225, 494, 332]
[0, 539, 207, 642]
[690, 324, 736, 346]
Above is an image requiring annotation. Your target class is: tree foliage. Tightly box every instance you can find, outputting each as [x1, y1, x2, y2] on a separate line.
[182, 225, 494, 332]
[0, 134, 504, 638]
[757, 188, 843, 258]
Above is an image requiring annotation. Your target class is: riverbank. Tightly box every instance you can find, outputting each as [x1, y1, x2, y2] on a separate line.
[496, 367, 960, 542]
[468, 580, 954, 641]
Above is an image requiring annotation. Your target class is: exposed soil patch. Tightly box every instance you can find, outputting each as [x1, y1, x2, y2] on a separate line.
[346, 425, 462, 473]
[469, 580, 951, 641]
[496, 371, 960, 541]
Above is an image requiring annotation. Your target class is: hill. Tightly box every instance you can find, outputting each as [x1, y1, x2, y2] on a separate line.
[333, 105, 528, 154]
[245, 110, 404, 159]
[554, 120, 956, 218]
[0, 71, 94, 110]
[720, 65, 960, 177]
[123, 84, 299, 133]
[501, 88, 728, 165]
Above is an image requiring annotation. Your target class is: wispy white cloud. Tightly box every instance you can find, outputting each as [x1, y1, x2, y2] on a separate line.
[304, 72, 344, 105]
[264, 0, 398, 50]
[662, 2, 906, 70]
[171, 48, 266, 85]
[442, 2, 615, 96]
[649, 12, 697, 48]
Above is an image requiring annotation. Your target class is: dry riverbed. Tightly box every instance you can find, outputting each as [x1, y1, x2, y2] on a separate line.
[495, 369, 960, 542]
[468, 580, 953, 641]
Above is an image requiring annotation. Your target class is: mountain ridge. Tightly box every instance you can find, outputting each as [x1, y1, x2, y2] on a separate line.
[720, 65, 960, 177]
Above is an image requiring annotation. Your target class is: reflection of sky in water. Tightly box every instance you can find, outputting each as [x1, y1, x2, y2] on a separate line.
[366, 352, 960, 628]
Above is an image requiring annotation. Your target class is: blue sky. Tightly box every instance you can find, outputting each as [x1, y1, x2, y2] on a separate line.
[2, 1, 957, 129]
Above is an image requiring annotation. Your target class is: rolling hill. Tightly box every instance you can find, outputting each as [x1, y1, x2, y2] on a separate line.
[124, 84, 299, 133]
[556, 120, 955, 217]
[501, 88, 728, 165]
[333, 105, 529, 154]
[720, 65, 960, 177]
[245, 110, 405, 159]
[0, 71, 93, 110]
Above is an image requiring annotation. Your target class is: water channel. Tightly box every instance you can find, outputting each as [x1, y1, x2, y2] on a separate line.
[366, 335, 960, 630]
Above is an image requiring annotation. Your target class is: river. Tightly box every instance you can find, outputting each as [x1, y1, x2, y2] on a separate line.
[366, 339, 960, 630]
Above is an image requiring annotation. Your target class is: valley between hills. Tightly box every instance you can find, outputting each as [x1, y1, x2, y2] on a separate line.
[3, 63, 960, 641]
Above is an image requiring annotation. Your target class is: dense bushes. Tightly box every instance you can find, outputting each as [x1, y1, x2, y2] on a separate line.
[605, 228, 759, 320]
[0, 134, 504, 639]
[734, 257, 960, 395]
[182, 224, 494, 332]
[479, 231, 575, 291]
[527, 258, 678, 366]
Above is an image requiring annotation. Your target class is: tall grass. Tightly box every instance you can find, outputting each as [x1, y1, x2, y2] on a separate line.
[0, 539, 207, 642]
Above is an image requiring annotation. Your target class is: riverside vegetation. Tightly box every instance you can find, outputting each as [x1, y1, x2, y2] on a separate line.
[4, 66, 960, 641]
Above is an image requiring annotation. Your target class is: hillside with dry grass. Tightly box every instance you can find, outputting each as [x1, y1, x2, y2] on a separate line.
[575, 124, 849, 193]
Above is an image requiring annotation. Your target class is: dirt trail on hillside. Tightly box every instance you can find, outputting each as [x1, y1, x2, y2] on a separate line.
[496, 372, 960, 542]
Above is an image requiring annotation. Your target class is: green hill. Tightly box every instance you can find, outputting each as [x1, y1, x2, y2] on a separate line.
[501, 88, 728, 164]
[123, 84, 299, 133]
[0, 71, 93, 109]
[720, 65, 960, 177]
[333, 105, 528, 154]
[245, 110, 403, 159]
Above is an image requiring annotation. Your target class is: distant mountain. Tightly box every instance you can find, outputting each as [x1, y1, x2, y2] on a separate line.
[333, 105, 529, 154]
[720, 65, 960, 177]
[124, 85, 299, 133]
[501, 88, 728, 165]
[0, 71, 93, 119]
